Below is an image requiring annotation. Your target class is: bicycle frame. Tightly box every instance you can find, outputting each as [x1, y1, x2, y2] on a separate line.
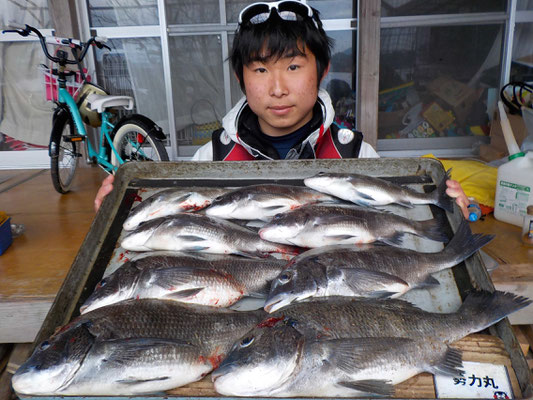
[56, 80, 124, 172]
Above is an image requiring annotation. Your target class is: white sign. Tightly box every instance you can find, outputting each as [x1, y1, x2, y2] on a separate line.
[434, 361, 513, 399]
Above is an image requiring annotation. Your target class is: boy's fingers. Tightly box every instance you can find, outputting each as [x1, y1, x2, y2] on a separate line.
[94, 175, 115, 212]
[445, 179, 470, 219]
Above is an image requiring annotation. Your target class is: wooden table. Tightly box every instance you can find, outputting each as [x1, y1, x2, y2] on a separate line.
[472, 214, 533, 325]
[0, 166, 106, 343]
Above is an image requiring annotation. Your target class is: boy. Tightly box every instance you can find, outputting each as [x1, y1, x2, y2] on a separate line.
[95, 0, 469, 215]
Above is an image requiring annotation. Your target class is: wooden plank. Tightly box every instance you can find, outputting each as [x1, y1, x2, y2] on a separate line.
[166, 334, 522, 398]
[0, 166, 107, 343]
[512, 326, 531, 355]
[356, 0, 381, 149]
[6, 343, 33, 375]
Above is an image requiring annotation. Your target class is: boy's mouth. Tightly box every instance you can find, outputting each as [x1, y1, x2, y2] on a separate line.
[269, 105, 293, 115]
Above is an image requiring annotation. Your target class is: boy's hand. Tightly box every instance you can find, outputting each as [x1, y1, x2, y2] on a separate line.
[94, 174, 115, 212]
[445, 179, 470, 219]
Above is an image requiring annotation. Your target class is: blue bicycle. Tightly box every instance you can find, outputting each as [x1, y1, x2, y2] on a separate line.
[3, 24, 169, 193]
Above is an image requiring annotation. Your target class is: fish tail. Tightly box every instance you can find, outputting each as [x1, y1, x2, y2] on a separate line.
[412, 219, 449, 243]
[439, 220, 495, 266]
[430, 169, 454, 213]
[458, 290, 531, 335]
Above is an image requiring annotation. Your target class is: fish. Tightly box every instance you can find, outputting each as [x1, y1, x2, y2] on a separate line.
[266, 292, 530, 342]
[213, 321, 463, 397]
[205, 183, 337, 221]
[264, 220, 494, 311]
[11, 299, 266, 396]
[258, 203, 449, 248]
[80, 253, 287, 313]
[123, 188, 227, 231]
[212, 291, 529, 397]
[304, 170, 454, 212]
[121, 213, 298, 257]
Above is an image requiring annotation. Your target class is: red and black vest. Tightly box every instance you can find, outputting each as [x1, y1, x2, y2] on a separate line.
[211, 124, 363, 161]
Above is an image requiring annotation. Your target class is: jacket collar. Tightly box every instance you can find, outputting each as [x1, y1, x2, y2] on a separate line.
[221, 89, 335, 160]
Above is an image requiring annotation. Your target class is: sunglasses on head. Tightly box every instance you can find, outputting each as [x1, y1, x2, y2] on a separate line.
[238, 0, 318, 29]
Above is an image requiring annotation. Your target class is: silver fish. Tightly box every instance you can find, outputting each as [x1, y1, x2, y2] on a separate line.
[304, 170, 454, 211]
[264, 220, 494, 311]
[213, 291, 529, 397]
[121, 213, 298, 257]
[258, 203, 449, 247]
[12, 299, 265, 395]
[80, 253, 287, 313]
[205, 183, 336, 221]
[123, 188, 226, 231]
[213, 322, 462, 397]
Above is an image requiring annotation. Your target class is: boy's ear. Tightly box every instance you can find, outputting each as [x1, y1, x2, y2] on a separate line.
[319, 62, 331, 83]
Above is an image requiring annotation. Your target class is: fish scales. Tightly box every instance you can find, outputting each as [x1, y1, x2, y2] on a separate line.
[259, 203, 448, 247]
[213, 291, 529, 397]
[265, 220, 494, 310]
[205, 183, 337, 221]
[123, 188, 227, 230]
[80, 253, 287, 312]
[12, 299, 266, 395]
[121, 213, 297, 256]
[304, 171, 453, 212]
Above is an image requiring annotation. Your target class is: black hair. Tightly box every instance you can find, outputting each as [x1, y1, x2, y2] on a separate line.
[231, 7, 333, 92]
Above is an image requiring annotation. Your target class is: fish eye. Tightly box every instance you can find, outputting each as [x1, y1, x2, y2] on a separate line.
[213, 195, 224, 202]
[96, 278, 107, 289]
[39, 341, 50, 351]
[278, 272, 292, 284]
[317, 171, 326, 176]
[240, 336, 254, 348]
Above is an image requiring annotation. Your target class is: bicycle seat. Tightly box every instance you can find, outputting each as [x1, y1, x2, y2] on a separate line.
[86, 93, 134, 113]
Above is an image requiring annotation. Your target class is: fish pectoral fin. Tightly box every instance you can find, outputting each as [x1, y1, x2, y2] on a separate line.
[117, 376, 171, 385]
[340, 268, 408, 297]
[151, 267, 200, 288]
[325, 234, 357, 241]
[354, 190, 376, 202]
[165, 287, 204, 299]
[397, 201, 414, 208]
[179, 235, 207, 242]
[429, 346, 464, 377]
[416, 275, 440, 288]
[102, 338, 195, 366]
[338, 380, 394, 396]
[380, 233, 404, 246]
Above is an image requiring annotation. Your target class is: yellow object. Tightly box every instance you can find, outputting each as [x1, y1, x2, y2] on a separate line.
[422, 154, 497, 208]
[0, 211, 7, 224]
[422, 102, 455, 132]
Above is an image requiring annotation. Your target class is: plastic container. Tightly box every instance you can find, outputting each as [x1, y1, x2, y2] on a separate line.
[467, 198, 482, 222]
[0, 216, 13, 255]
[493, 102, 533, 226]
[522, 205, 533, 247]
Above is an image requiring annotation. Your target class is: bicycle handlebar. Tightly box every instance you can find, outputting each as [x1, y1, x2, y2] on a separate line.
[1, 24, 110, 65]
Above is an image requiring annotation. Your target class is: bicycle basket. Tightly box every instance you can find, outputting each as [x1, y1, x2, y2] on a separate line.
[76, 83, 109, 127]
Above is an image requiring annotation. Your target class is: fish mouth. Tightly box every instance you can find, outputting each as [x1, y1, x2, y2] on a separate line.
[264, 296, 291, 313]
[211, 362, 235, 382]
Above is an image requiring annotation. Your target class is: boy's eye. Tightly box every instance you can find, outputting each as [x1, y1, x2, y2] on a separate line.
[255, 67, 267, 73]
[288, 65, 299, 71]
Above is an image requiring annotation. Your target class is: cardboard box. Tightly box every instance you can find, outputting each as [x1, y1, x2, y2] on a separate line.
[427, 76, 483, 125]
[489, 110, 527, 155]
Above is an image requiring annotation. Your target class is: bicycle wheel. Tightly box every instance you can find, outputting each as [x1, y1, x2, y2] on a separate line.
[111, 117, 169, 167]
[50, 111, 79, 194]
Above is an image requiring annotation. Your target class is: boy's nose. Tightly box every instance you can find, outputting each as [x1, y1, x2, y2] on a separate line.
[269, 73, 288, 97]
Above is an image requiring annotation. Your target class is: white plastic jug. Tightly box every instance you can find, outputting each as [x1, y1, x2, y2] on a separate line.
[493, 102, 533, 226]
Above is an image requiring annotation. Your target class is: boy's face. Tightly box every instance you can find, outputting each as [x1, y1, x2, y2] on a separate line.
[241, 47, 326, 137]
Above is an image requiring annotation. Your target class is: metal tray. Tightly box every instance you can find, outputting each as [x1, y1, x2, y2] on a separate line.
[24, 158, 533, 399]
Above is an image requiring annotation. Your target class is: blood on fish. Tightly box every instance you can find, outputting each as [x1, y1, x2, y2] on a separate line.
[148, 209, 161, 217]
[257, 316, 284, 328]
